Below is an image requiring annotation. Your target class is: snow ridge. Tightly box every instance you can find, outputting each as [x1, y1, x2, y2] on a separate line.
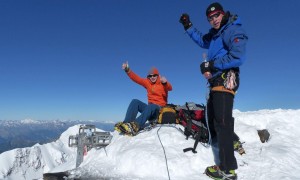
[1, 109, 300, 180]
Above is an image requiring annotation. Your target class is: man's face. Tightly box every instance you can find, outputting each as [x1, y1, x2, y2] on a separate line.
[208, 12, 224, 30]
[147, 74, 158, 83]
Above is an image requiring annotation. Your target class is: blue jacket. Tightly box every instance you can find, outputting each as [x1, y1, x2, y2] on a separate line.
[186, 14, 248, 77]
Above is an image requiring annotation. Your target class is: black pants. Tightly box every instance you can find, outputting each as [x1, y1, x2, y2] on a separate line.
[207, 91, 238, 171]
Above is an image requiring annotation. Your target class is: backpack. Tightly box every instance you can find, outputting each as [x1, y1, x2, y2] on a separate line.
[157, 105, 180, 124]
[176, 102, 210, 153]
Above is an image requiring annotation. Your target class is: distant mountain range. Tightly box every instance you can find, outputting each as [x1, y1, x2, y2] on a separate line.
[0, 119, 114, 154]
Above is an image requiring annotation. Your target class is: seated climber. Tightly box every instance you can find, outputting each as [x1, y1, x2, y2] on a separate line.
[115, 61, 173, 136]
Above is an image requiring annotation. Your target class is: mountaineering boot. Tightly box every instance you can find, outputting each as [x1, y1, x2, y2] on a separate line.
[120, 121, 140, 136]
[233, 140, 245, 155]
[114, 122, 123, 133]
[143, 122, 156, 131]
[205, 165, 237, 180]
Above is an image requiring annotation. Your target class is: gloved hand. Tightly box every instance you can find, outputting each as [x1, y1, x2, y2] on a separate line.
[200, 61, 214, 74]
[200, 61, 214, 79]
[179, 13, 192, 30]
[122, 61, 130, 72]
[160, 76, 167, 84]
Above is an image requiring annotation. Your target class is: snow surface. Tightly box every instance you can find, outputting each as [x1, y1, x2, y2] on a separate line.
[1, 109, 300, 180]
[67, 109, 300, 180]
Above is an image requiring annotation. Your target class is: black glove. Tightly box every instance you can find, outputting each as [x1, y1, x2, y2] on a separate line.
[200, 61, 214, 74]
[179, 13, 192, 30]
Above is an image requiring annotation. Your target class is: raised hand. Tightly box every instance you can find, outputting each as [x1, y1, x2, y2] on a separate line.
[160, 75, 167, 83]
[179, 13, 192, 30]
[122, 61, 130, 72]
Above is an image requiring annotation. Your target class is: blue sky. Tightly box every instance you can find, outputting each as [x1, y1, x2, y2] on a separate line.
[0, 0, 299, 121]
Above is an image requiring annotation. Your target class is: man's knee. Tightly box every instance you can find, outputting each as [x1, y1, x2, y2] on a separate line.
[131, 99, 140, 104]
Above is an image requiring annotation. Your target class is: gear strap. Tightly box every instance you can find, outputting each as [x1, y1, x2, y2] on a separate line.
[183, 132, 201, 153]
[211, 86, 235, 95]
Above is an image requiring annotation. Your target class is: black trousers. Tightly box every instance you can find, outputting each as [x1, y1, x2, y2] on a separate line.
[207, 91, 238, 171]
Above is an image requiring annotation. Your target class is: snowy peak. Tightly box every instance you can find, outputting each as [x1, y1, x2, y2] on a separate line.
[0, 125, 80, 180]
[0, 120, 114, 153]
[1, 109, 300, 180]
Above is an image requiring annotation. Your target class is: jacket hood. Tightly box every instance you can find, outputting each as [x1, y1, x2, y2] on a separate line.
[147, 67, 160, 84]
[148, 67, 159, 75]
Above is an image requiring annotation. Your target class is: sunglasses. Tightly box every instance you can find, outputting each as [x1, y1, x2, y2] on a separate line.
[147, 74, 158, 78]
[207, 12, 221, 21]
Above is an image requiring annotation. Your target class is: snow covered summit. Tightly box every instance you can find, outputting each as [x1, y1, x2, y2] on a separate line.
[1, 109, 300, 180]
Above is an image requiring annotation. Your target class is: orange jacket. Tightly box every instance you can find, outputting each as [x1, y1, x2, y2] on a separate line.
[126, 69, 172, 106]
